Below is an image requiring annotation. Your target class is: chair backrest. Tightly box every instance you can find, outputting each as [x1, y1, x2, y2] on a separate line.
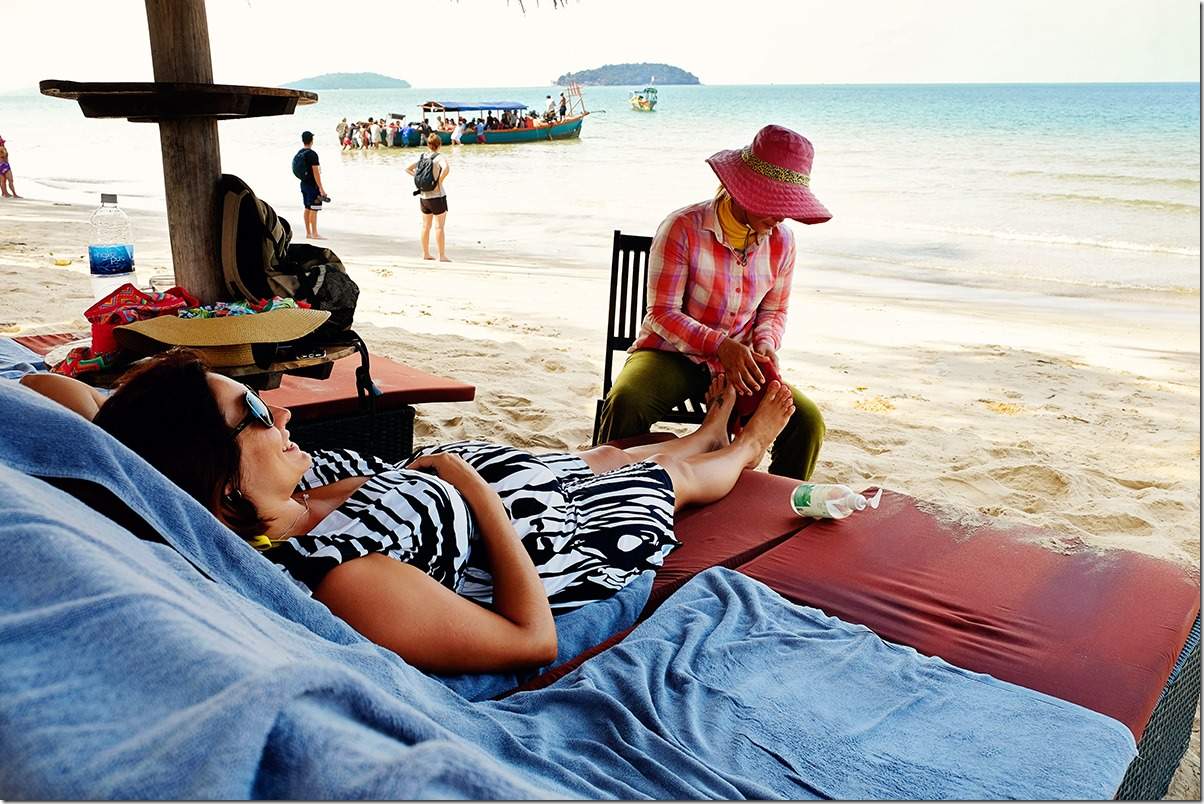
[601, 230, 654, 397]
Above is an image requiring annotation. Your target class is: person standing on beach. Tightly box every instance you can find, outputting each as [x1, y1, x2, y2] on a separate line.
[0, 137, 18, 198]
[293, 130, 329, 241]
[597, 124, 831, 480]
[406, 133, 451, 262]
[335, 117, 348, 142]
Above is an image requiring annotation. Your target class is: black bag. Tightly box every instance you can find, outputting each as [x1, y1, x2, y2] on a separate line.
[278, 244, 360, 342]
[218, 174, 358, 342]
[413, 152, 438, 194]
[291, 149, 311, 181]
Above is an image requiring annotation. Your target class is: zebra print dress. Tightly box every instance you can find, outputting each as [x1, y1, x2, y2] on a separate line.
[262, 442, 679, 612]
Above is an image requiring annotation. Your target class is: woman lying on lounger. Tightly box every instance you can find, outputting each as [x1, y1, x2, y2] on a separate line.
[24, 350, 794, 674]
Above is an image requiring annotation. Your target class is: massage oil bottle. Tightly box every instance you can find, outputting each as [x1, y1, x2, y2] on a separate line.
[790, 484, 882, 519]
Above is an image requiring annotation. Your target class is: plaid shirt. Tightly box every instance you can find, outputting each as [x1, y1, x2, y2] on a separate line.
[631, 199, 796, 375]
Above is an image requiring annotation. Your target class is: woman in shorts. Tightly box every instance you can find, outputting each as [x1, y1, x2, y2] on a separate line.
[406, 133, 451, 262]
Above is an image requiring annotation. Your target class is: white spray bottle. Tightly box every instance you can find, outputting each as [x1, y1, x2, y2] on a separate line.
[790, 483, 883, 520]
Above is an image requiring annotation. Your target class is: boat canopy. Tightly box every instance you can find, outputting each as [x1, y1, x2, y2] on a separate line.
[420, 100, 529, 112]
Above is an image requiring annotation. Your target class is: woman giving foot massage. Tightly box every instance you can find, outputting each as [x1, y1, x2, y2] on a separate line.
[23, 351, 795, 674]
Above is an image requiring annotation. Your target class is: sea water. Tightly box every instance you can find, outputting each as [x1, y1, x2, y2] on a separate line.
[0, 83, 1197, 293]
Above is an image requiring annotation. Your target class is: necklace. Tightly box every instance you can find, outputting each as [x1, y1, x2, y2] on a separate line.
[280, 492, 311, 539]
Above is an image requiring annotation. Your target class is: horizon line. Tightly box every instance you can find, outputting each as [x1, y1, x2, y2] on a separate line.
[2, 79, 1199, 95]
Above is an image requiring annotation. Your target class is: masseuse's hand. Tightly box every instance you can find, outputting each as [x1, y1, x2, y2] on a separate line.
[717, 336, 774, 395]
[753, 343, 779, 369]
[405, 453, 487, 493]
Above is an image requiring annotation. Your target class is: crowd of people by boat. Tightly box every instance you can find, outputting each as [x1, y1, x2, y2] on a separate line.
[336, 92, 574, 150]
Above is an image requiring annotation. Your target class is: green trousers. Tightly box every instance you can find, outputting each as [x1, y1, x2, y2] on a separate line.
[597, 349, 825, 480]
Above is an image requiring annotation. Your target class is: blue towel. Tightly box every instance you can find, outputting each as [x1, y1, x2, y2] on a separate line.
[0, 336, 45, 378]
[434, 569, 653, 701]
[0, 378, 1137, 799]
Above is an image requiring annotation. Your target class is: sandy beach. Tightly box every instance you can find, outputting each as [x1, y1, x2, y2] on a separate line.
[1, 197, 1199, 797]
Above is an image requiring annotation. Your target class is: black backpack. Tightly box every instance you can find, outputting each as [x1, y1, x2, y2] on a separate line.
[218, 174, 358, 343]
[413, 152, 439, 193]
[291, 149, 310, 182]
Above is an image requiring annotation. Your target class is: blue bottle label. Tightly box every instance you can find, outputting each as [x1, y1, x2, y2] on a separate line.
[88, 244, 135, 275]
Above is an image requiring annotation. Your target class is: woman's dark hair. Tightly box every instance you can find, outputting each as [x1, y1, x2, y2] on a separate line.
[93, 348, 268, 538]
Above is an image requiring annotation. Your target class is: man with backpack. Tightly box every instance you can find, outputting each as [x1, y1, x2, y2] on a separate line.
[292, 131, 329, 240]
[406, 133, 451, 262]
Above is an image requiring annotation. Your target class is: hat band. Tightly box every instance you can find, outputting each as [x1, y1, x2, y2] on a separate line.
[740, 147, 811, 187]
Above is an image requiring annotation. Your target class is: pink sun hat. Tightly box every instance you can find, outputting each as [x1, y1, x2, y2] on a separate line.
[706, 124, 831, 224]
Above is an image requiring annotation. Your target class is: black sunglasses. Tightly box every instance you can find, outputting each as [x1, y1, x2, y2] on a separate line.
[229, 386, 274, 440]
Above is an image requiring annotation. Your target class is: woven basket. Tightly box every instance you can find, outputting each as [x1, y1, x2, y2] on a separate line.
[1114, 615, 1202, 800]
[289, 404, 415, 465]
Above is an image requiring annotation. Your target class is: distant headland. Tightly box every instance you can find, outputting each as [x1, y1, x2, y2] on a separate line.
[283, 72, 411, 90]
[554, 63, 700, 86]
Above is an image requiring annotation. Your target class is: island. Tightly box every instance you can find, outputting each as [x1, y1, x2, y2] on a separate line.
[554, 63, 700, 86]
[283, 72, 411, 90]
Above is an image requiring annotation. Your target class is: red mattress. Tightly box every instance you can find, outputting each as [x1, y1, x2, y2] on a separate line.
[262, 354, 475, 418]
[735, 490, 1200, 740]
[648, 468, 811, 611]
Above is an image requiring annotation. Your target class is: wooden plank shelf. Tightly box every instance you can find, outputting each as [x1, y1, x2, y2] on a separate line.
[39, 80, 318, 122]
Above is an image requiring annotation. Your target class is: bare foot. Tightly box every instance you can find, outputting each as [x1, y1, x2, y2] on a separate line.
[310, 234, 326, 240]
[422, 254, 435, 261]
[734, 381, 794, 468]
[696, 374, 735, 451]
[438, 256, 452, 262]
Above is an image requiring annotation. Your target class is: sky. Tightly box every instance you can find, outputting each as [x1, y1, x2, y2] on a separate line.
[3, 0, 1199, 92]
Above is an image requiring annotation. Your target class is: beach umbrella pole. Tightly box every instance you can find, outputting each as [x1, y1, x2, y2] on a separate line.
[145, 0, 223, 304]
[41, 1, 316, 308]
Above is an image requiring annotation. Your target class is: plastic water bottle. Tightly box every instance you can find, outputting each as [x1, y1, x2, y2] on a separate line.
[790, 483, 883, 520]
[88, 193, 135, 301]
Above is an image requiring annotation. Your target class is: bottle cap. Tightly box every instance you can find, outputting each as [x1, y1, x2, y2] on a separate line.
[101, 193, 118, 205]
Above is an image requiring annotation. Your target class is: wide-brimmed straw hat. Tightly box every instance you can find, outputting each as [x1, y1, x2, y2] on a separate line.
[114, 308, 329, 368]
[706, 124, 831, 224]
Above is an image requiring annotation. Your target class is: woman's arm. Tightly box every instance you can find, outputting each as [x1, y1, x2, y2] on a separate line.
[314, 453, 556, 674]
[19, 373, 106, 420]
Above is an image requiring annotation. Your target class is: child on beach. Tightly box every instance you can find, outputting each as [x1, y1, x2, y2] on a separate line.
[0, 137, 18, 198]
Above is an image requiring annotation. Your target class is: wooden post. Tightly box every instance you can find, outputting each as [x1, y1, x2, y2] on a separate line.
[144, 0, 224, 304]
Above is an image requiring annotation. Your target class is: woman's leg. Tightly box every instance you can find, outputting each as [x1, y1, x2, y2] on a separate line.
[420, 212, 434, 259]
[433, 211, 449, 261]
[577, 376, 735, 475]
[652, 382, 795, 510]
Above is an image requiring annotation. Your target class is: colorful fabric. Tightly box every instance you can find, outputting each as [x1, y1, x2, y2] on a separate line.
[177, 296, 304, 319]
[84, 284, 200, 354]
[51, 346, 118, 378]
[630, 198, 796, 375]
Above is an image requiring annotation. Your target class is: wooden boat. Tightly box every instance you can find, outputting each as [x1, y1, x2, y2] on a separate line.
[416, 85, 588, 145]
[629, 87, 657, 112]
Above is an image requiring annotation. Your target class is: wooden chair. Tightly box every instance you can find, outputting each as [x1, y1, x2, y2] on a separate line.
[592, 230, 706, 446]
